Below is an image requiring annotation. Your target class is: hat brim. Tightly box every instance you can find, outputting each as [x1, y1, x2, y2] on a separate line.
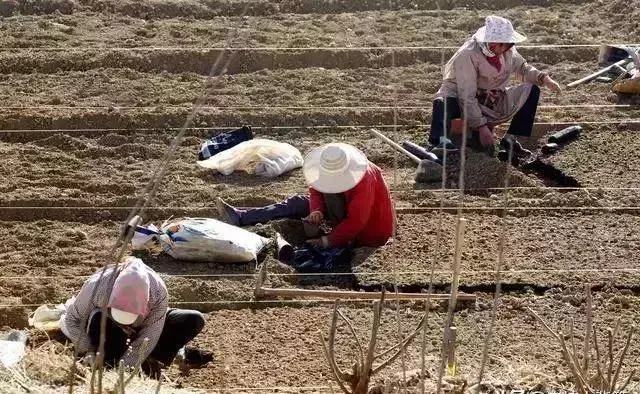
[474, 26, 527, 43]
[303, 143, 369, 194]
[110, 308, 138, 325]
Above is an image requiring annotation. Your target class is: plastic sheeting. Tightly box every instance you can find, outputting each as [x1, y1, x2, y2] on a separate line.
[197, 139, 303, 178]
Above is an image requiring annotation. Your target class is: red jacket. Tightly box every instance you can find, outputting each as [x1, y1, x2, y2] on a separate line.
[309, 163, 395, 248]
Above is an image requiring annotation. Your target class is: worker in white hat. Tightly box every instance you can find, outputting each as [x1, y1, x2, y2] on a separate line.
[217, 143, 395, 248]
[428, 15, 562, 159]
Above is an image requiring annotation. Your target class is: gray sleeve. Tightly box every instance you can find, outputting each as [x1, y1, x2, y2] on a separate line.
[64, 280, 99, 356]
[121, 285, 169, 367]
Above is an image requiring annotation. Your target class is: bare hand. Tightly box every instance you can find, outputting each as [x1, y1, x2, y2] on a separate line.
[80, 353, 95, 367]
[304, 211, 324, 226]
[478, 125, 495, 147]
[544, 76, 562, 94]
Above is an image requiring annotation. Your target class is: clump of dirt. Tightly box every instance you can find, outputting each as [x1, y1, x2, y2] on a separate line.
[166, 276, 254, 305]
[263, 257, 299, 287]
[97, 133, 129, 147]
[31, 134, 89, 152]
[0, 0, 74, 17]
[439, 150, 542, 195]
[0, 304, 28, 329]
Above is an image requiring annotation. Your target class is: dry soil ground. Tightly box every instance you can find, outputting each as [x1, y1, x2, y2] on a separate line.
[1, 0, 640, 392]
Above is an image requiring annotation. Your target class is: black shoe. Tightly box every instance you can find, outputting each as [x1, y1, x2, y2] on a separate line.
[497, 149, 520, 166]
[216, 197, 242, 226]
[500, 136, 531, 158]
[429, 140, 459, 153]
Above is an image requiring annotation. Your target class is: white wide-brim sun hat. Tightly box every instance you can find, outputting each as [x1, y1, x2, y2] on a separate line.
[111, 308, 138, 325]
[303, 143, 369, 194]
[474, 15, 527, 44]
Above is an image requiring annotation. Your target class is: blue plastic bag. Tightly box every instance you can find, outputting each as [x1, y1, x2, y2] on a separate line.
[198, 125, 253, 161]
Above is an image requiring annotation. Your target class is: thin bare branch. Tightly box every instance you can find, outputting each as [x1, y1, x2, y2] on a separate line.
[364, 298, 383, 370]
[525, 307, 561, 340]
[558, 331, 591, 393]
[327, 302, 348, 381]
[395, 285, 408, 394]
[593, 325, 606, 385]
[612, 318, 622, 339]
[567, 321, 589, 383]
[611, 326, 635, 390]
[583, 284, 592, 373]
[436, 218, 466, 394]
[336, 308, 365, 368]
[568, 319, 583, 374]
[375, 312, 427, 361]
[372, 313, 427, 374]
[419, 298, 432, 394]
[356, 292, 385, 394]
[155, 373, 163, 394]
[118, 360, 125, 394]
[320, 331, 352, 394]
[89, 354, 98, 394]
[607, 328, 614, 389]
[619, 368, 637, 392]
[67, 354, 77, 394]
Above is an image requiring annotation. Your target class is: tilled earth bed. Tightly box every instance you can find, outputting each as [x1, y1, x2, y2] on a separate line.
[2, 0, 640, 392]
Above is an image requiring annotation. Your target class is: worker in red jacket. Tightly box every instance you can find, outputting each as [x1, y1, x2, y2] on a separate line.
[216, 143, 395, 248]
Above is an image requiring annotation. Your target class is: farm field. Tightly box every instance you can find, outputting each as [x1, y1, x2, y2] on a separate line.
[1, 0, 640, 392]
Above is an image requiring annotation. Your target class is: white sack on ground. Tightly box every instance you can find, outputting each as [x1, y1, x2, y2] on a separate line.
[133, 218, 269, 263]
[197, 139, 303, 178]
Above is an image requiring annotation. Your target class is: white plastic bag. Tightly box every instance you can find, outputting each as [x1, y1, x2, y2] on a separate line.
[0, 331, 26, 368]
[28, 304, 66, 331]
[196, 139, 303, 178]
[133, 218, 269, 263]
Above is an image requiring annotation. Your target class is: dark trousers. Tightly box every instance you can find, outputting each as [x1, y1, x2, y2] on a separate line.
[88, 308, 205, 367]
[239, 194, 346, 226]
[428, 85, 540, 145]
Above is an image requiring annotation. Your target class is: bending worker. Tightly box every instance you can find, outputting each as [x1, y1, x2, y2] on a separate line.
[61, 257, 211, 375]
[428, 15, 562, 157]
[217, 143, 394, 249]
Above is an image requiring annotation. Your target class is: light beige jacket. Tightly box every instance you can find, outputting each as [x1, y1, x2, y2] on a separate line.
[436, 39, 546, 129]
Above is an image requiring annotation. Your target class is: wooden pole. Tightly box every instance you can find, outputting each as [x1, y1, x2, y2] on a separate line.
[567, 58, 631, 88]
[446, 326, 457, 377]
[370, 128, 422, 164]
[257, 286, 475, 302]
[437, 217, 467, 394]
[254, 254, 475, 302]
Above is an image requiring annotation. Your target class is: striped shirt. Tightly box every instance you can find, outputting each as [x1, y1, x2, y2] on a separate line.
[63, 263, 168, 367]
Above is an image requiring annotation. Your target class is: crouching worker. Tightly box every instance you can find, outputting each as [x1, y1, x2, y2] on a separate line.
[60, 257, 211, 376]
[429, 15, 562, 158]
[217, 143, 395, 248]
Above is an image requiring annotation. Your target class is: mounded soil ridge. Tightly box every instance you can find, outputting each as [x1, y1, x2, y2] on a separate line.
[0, 47, 598, 75]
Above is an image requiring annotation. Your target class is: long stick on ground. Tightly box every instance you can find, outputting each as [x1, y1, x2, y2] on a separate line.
[370, 128, 421, 164]
[257, 285, 475, 301]
[567, 58, 631, 88]
[254, 263, 475, 301]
